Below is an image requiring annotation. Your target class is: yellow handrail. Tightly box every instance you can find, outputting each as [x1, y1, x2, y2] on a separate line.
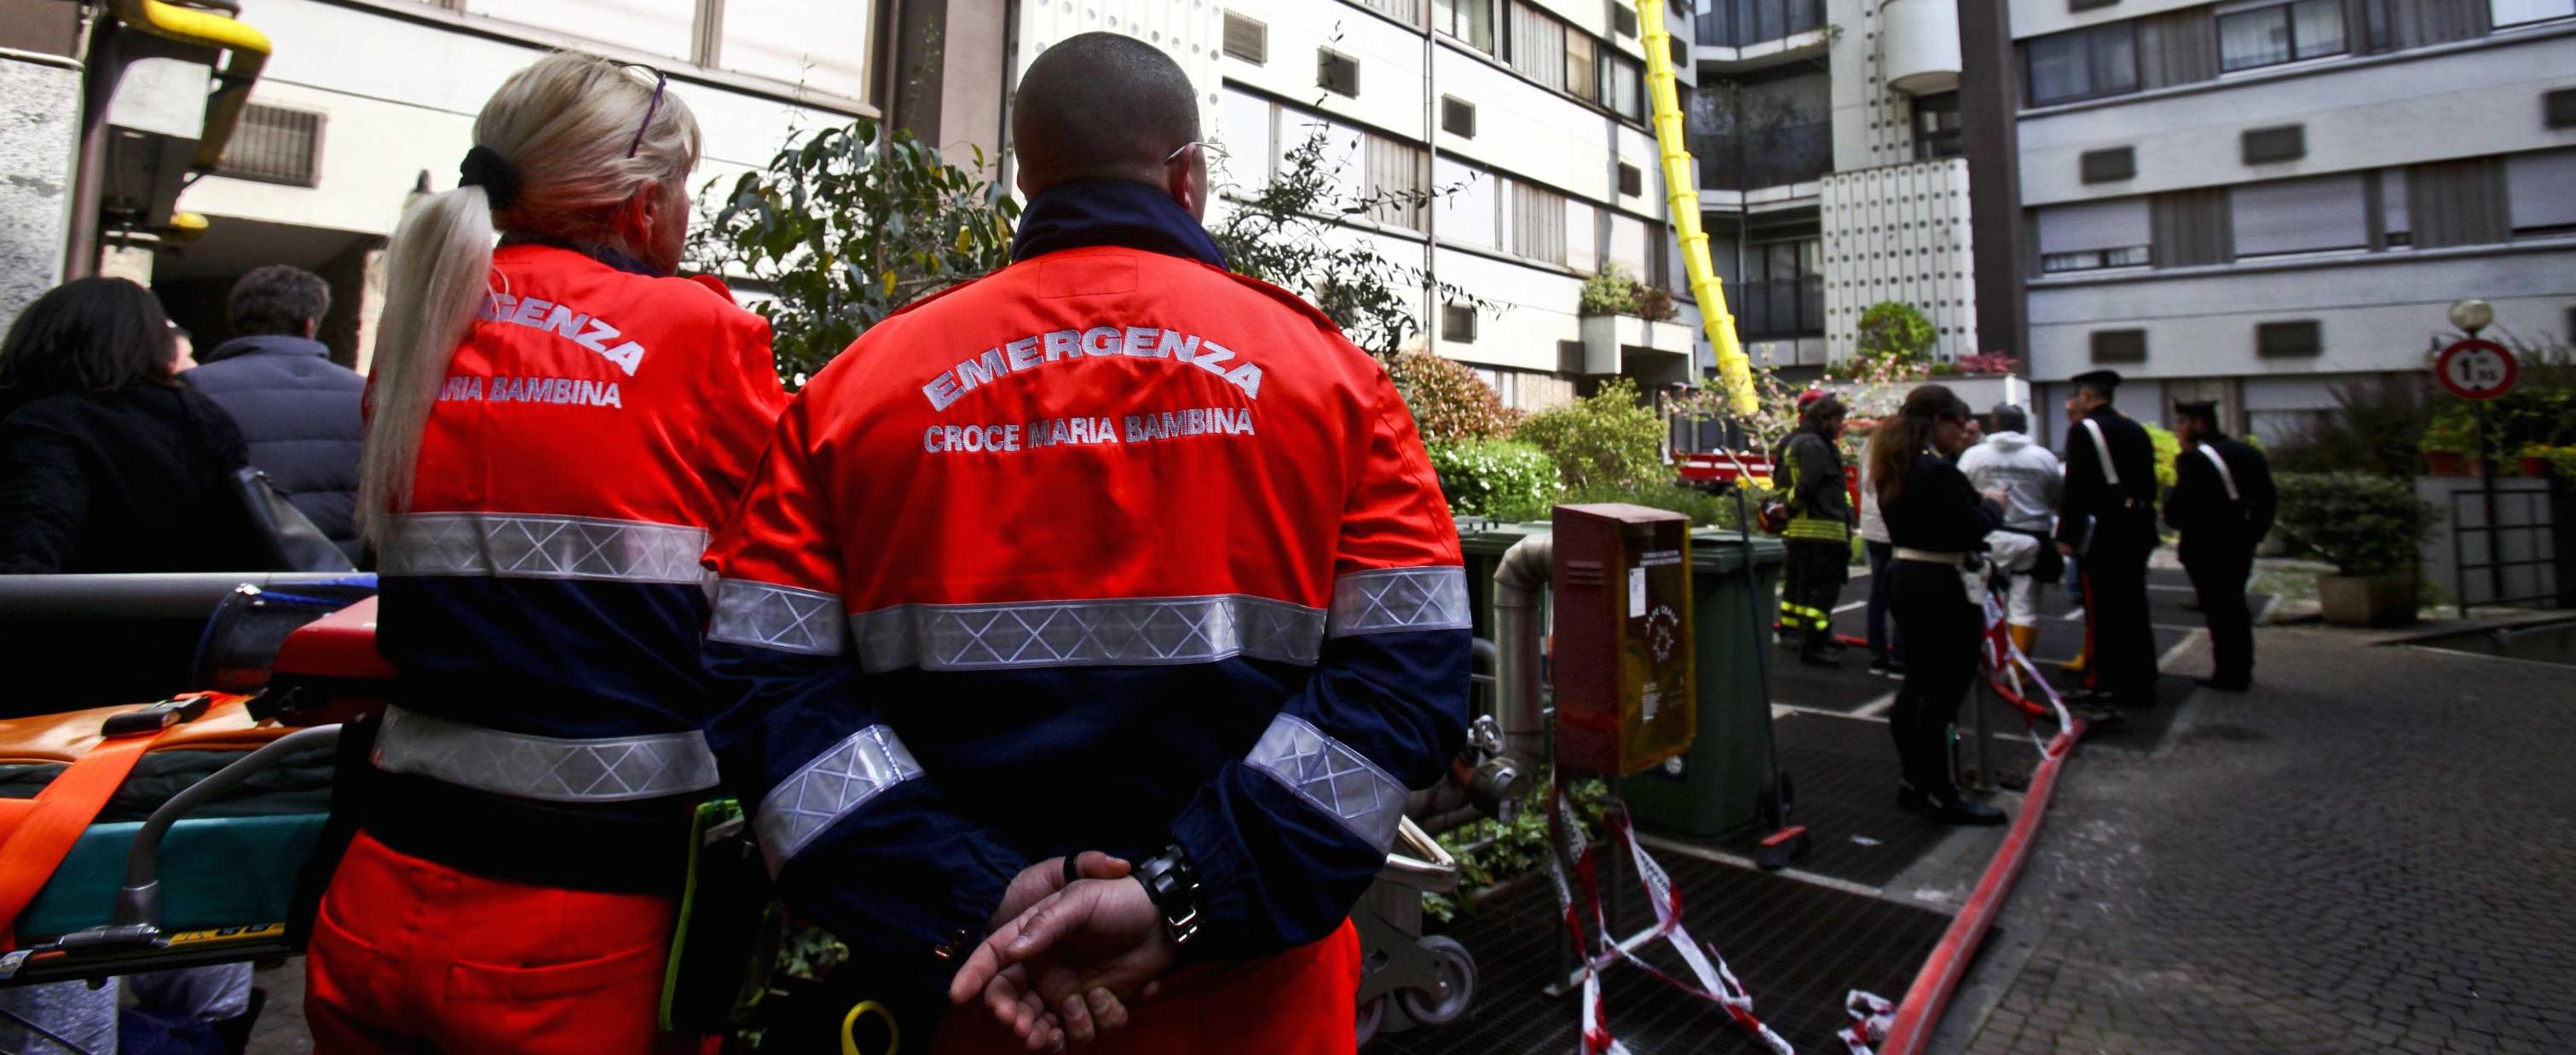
[1637, 0, 1758, 417]
[107, 0, 272, 172]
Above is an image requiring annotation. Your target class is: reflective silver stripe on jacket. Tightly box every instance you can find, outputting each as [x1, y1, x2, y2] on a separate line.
[371, 706, 720, 803]
[378, 513, 708, 584]
[755, 725, 923, 871]
[1245, 713, 1407, 851]
[708, 579, 848, 656]
[1326, 566, 1471, 637]
[852, 594, 1328, 673]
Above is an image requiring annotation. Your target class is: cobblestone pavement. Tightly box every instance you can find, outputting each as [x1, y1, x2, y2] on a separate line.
[1934, 625, 2576, 1054]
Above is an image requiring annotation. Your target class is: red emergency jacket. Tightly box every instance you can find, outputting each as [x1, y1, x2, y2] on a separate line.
[702, 183, 1470, 1004]
[371, 243, 784, 812]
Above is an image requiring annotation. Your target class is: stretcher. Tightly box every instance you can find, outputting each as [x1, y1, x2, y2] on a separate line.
[0, 578, 384, 989]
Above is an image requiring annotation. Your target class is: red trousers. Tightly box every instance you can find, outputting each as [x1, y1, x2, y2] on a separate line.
[931, 920, 1360, 1055]
[303, 831, 712, 1054]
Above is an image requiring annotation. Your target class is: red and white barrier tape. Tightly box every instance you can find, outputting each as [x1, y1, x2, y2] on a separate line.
[1549, 783, 1795, 1055]
[1977, 590, 2076, 758]
[1837, 989, 1897, 1054]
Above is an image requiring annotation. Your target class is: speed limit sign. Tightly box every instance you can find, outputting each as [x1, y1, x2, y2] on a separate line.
[2435, 338, 2518, 401]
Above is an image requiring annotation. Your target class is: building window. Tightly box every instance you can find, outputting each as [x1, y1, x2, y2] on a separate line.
[1614, 3, 1639, 37]
[1365, 135, 1430, 232]
[2025, 21, 2138, 106]
[2080, 147, 2136, 183]
[2232, 173, 2368, 257]
[2240, 124, 2307, 164]
[2506, 148, 2576, 238]
[1508, 3, 1570, 91]
[1442, 95, 1477, 136]
[2217, 0, 2346, 73]
[1223, 12, 1268, 64]
[1435, 157, 1499, 248]
[1912, 92, 1963, 160]
[1697, 0, 1825, 47]
[1602, 54, 1645, 120]
[2090, 329, 2148, 363]
[2491, 0, 2576, 26]
[2254, 320, 2322, 357]
[1437, 0, 1499, 52]
[1619, 162, 1643, 197]
[217, 104, 324, 187]
[1318, 49, 1360, 97]
[1360, 0, 1428, 26]
[1510, 182, 1568, 264]
[1567, 32, 1598, 103]
[2036, 198, 2152, 273]
[2548, 88, 2576, 129]
[1444, 303, 1478, 343]
[1738, 237, 1823, 337]
[714, 0, 872, 100]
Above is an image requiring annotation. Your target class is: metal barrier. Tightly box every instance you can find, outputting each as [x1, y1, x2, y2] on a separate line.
[0, 573, 367, 620]
[2448, 478, 2567, 615]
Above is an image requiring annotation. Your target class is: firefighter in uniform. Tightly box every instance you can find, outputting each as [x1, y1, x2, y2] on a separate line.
[2054, 370, 2160, 712]
[1776, 391, 1852, 666]
[700, 33, 1470, 1054]
[2164, 401, 2275, 691]
[303, 55, 786, 1052]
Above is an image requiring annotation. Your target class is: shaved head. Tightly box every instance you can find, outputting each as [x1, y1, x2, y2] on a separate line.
[1014, 32, 1202, 196]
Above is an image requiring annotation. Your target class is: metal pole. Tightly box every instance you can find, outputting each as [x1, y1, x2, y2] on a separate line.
[2479, 398, 2502, 611]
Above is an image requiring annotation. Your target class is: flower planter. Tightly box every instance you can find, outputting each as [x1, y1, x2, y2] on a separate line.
[2315, 571, 2417, 628]
[2423, 451, 2473, 477]
[2520, 455, 2550, 476]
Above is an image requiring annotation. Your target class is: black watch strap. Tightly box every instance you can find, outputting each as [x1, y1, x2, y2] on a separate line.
[1132, 845, 1201, 948]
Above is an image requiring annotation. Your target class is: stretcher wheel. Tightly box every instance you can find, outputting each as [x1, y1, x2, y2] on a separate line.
[1394, 936, 1476, 1028]
[1355, 995, 1387, 1047]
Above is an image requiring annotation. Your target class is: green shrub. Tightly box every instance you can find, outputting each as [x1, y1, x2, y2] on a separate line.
[2273, 472, 2433, 575]
[2269, 378, 2431, 478]
[1386, 349, 1518, 442]
[1855, 301, 1935, 364]
[1424, 776, 1608, 925]
[1516, 378, 1666, 491]
[1578, 268, 1639, 316]
[1428, 440, 1564, 521]
[2146, 424, 2180, 490]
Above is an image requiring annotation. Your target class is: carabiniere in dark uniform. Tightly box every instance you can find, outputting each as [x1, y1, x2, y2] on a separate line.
[2163, 400, 2276, 692]
[2054, 370, 2161, 711]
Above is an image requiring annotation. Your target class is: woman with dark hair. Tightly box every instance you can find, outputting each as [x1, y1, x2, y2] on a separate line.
[1865, 383, 2007, 825]
[0, 277, 268, 575]
[0, 276, 270, 1055]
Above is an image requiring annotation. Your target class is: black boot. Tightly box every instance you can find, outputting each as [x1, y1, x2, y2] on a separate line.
[1899, 781, 2007, 826]
[1799, 627, 1841, 667]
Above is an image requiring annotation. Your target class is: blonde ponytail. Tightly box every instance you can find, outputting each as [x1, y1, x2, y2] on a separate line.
[358, 54, 702, 545]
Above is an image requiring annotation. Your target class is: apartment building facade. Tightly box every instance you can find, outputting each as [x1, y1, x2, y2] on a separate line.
[1689, 0, 1984, 378]
[2005, 0, 2576, 441]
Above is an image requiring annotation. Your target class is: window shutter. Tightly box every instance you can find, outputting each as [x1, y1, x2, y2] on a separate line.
[1224, 13, 1268, 64]
[2150, 187, 2233, 268]
[2406, 158, 2509, 248]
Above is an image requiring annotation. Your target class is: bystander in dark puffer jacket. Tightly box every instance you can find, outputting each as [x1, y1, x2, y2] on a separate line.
[186, 265, 367, 562]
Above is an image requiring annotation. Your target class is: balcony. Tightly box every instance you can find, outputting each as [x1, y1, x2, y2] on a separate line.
[1695, 0, 1826, 48]
[1731, 275, 1824, 338]
[1578, 313, 1695, 377]
[1693, 123, 1833, 193]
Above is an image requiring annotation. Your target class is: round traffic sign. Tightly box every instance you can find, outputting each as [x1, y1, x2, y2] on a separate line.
[2434, 338, 2517, 401]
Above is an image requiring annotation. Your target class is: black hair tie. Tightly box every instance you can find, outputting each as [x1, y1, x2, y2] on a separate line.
[458, 145, 523, 211]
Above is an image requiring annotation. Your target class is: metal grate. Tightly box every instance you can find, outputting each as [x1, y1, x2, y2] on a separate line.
[1441, 95, 1476, 137]
[217, 104, 324, 187]
[2241, 124, 2307, 164]
[1319, 48, 1360, 97]
[1223, 11, 1267, 64]
[2090, 328, 2147, 363]
[2255, 320, 2321, 358]
[2080, 146, 2135, 183]
[1442, 303, 1477, 343]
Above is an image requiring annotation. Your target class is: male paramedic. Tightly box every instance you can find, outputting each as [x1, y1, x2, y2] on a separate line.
[701, 32, 1472, 1054]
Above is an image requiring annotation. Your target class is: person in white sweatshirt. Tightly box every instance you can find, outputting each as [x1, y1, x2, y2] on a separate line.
[1956, 404, 2064, 658]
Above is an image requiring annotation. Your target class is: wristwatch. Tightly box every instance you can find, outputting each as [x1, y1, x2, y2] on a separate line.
[1131, 845, 1202, 948]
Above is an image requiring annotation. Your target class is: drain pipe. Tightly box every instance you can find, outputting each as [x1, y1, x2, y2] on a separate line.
[1493, 533, 1553, 771]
